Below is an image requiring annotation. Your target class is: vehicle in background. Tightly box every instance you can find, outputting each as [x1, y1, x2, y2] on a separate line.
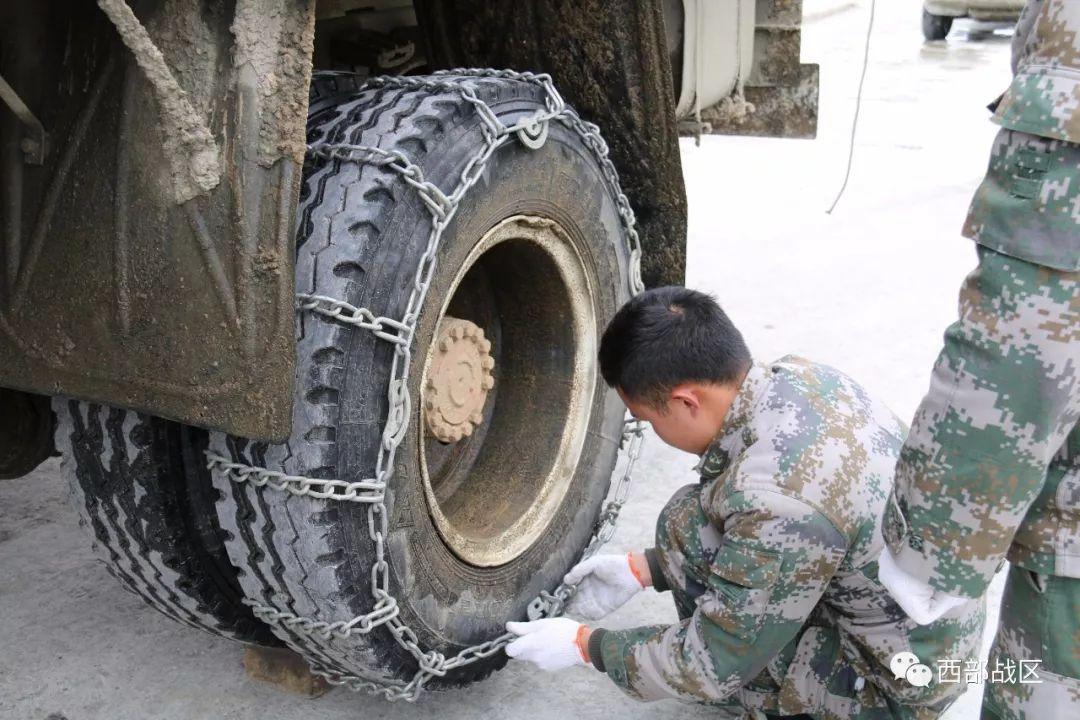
[922, 0, 1025, 41]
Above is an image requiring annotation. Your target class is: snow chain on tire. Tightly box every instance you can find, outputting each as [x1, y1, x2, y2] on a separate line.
[205, 68, 646, 701]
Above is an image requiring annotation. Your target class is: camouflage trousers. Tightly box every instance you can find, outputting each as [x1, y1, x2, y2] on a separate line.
[985, 425, 1080, 720]
[655, 485, 902, 720]
[981, 566, 1080, 719]
[882, 246, 1080, 717]
[884, 246, 1080, 594]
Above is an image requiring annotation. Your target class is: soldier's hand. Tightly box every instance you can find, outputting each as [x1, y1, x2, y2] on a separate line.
[505, 618, 589, 671]
[877, 549, 969, 625]
[563, 553, 646, 620]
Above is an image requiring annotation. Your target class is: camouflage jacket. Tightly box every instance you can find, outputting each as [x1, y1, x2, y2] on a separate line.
[993, 0, 1080, 145]
[593, 358, 985, 711]
[962, 0, 1080, 271]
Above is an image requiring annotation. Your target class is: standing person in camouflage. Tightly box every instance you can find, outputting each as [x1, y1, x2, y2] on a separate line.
[877, 2, 1080, 718]
[505, 287, 985, 719]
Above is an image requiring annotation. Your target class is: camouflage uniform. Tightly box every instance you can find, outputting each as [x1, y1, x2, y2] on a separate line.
[590, 358, 986, 719]
[881, 2, 1080, 717]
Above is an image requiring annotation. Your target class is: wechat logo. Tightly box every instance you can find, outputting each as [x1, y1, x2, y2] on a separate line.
[891, 651, 933, 688]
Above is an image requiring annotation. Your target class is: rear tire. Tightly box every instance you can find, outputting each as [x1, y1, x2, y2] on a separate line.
[55, 400, 277, 645]
[209, 73, 631, 687]
[922, 9, 954, 40]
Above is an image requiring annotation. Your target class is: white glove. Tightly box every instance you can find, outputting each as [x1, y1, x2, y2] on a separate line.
[877, 549, 968, 625]
[563, 553, 645, 620]
[505, 618, 587, 671]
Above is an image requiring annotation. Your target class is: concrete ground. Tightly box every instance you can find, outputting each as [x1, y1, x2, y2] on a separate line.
[1, 1, 1016, 718]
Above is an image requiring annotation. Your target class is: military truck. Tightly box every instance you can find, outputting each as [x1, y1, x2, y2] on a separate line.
[0, 0, 816, 699]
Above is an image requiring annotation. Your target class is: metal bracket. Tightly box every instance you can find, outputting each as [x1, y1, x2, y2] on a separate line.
[515, 118, 549, 149]
[0, 73, 48, 165]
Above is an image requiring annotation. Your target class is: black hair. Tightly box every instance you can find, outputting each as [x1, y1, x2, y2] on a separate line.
[598, 286, 751, 408]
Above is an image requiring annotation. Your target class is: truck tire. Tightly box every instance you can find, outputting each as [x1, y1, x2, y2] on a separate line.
[308, 71, 366, 117]
[209, 74, 631, 687]
[922, 9, 954, 41]
[55, 400, 277, 645]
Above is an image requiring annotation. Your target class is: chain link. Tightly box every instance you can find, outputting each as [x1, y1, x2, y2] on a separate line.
[206, 454, 385, 502]
[208, 68, 645, 701]
[295, 294, 412, 346]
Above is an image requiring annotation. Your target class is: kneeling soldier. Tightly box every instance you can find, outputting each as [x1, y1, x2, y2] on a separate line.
[506, 287, 985, 719]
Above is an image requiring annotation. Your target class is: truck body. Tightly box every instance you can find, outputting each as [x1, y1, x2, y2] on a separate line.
[0, 0, 816, 451]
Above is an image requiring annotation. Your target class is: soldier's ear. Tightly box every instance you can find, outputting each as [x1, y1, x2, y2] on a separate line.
[670, 385, 700, 412]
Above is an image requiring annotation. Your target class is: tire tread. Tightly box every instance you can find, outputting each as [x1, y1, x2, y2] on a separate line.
[56, 401, 275, 644]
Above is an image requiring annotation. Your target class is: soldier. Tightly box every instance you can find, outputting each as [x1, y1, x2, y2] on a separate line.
[875, 2, 1080, 718]
[506, 287, 985, 719]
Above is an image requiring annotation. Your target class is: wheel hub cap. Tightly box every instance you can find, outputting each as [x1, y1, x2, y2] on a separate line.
[423, 317, 495, 443]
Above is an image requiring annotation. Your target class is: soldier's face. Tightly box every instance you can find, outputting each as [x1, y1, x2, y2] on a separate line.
[618, 386, 719, 456]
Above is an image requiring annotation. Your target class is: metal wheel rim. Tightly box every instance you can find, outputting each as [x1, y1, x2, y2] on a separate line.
[418, 214, 598, 567]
